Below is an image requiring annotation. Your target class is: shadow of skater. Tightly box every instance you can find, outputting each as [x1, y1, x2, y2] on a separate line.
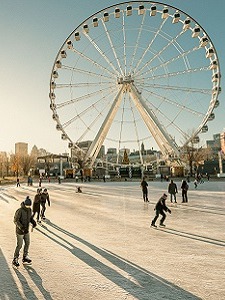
[13, 268, 38, 300]
[0, 248, 23, 299]
[36, 221, 201, 300]
[24, 265, 53, 300]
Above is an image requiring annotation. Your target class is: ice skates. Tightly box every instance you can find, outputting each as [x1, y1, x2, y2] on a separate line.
[150, 223, 157, 228]
[12, 258, 20, 268]
[22, 256, 32, 264]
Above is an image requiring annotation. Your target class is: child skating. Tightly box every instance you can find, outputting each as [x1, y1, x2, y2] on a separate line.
[151, 193, 171, 228]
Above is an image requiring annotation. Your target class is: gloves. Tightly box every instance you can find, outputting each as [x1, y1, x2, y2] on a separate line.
[24, 228, 29, 234]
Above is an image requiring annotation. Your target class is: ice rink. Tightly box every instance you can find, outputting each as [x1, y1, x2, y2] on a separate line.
[0, 178, 225, 299]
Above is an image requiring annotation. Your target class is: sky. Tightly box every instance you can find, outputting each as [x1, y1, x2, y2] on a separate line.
[0, 0, 224, 155]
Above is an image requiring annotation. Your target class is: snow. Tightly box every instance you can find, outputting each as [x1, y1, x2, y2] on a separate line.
[0, 179, 225, 299]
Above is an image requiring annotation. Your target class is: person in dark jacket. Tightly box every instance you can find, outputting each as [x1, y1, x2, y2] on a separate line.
[12, 197, 36, 267]
[168, 180, 178, 203]
[181, 179, 189, 203]
[140, 177, 149, 202]
[40, 188, 50, 220]
[32, 188, 42, 223]
[151, 193, 171, 228]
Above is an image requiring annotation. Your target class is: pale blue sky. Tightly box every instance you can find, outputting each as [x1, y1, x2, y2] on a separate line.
[0, 0, 224, 154]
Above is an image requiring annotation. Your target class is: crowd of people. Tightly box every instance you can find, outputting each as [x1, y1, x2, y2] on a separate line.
[12, 172, 207, 268]
[140, 175, 205, 228]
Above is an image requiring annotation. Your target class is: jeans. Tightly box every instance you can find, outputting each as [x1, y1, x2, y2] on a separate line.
[40, 202, 46, 218]
[170, 193, 177, 202]
[14, 233, 30, 259]
[142, 189, 148, 202]
[182, 190, 188, 202]
[152, 210, 166, 225]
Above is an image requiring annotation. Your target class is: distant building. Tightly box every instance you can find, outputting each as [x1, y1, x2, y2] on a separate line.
[15, 142, 28, 156]
[206, 134, 221, 156]
[30, 145, 39, 157]
[221, 131, 225, 154]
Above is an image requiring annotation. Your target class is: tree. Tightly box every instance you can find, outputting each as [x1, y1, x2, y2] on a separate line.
[10, 154, 21, 177]
[20, 155, 36, 176]
[180, 144, 212, 175]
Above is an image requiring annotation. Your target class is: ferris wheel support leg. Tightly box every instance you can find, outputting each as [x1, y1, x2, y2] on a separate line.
[84, 86, 125, 168]
[129, 84, 180, 158]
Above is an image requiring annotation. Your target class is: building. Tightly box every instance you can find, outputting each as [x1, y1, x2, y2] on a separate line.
[221, 131, 225, 154]
[206, 133, 221, 156]
[15, 142, 28, 156]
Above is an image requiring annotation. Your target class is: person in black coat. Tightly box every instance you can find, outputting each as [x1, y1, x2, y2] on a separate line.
[12, 197, 36, 267]
[40, 188, 50, 220]
[32, 188, 42, 223]
[140, 177, 149, 202]
[151, 193, 171, 228]
[181, 179, 189, 202]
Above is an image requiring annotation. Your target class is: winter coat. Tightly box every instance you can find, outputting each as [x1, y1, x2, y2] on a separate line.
[141, 180, 148, 191]
[181, 180, 189, 191]
[14, 202, 36, 235]
[155, 197, 171, 213]
[33, 193, 42, 204]
[33, 193, 41, 213]
[168, 182, 178, 194]
[41, 192, 50, 206]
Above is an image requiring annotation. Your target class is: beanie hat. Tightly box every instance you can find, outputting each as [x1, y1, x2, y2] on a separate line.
[24, 196, 32, 206]
[163, 193, 167, 198]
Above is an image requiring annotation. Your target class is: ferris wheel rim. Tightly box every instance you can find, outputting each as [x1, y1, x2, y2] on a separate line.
[49, 1, 221, 165]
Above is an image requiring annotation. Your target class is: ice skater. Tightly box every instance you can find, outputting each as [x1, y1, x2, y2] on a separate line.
[181, 179, 189, 202]
[40, 188, 50, 220]
[32, 188, 42, 223]
[12, 196, 36, 268]
[76, 186, 82, 193]
[16, 177, 20, 187]
[168, 179, 178, 203]
[151, 193, 171, 228]
[140, 177, 149, 202]
[194, 179, 198, 189]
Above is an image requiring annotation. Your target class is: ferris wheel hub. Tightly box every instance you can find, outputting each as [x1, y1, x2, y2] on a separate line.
[117, 75, 134, 85]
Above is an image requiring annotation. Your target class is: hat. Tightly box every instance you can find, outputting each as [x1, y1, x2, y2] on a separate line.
[24, 196, 32, 206]
[163, 193, 167, 198]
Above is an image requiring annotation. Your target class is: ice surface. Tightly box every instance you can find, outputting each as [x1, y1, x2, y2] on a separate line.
[0, 179, 224, 299]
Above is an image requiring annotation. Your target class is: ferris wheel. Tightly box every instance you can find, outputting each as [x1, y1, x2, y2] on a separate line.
[49, 1, 221, 168]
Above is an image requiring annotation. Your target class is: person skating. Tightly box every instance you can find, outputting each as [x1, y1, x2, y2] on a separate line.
[140, 177, 149, 202]
[16, 177, 20, 187]
[12, 197, 36, 268]
[181, 179, 189, 202]
[40, 188, 50, 220]
[194, 179, 198, 189]
[32, 188, 42, 223]
[151, 193, 171, 228]
[168, 179, 178, 203]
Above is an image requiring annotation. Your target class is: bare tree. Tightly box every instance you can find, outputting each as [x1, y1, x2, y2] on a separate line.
[180, 144, 213, 175]
[20, 155, 35, 176]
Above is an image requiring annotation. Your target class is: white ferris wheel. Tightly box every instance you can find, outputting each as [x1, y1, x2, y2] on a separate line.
[49, 1, 221, 168]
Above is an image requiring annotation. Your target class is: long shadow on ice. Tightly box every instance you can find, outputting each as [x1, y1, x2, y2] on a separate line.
[24, 265, 53, 300]
[36, 221, 201, 300]
[0, 247, 35, 300]
[159, 228, 225, 247]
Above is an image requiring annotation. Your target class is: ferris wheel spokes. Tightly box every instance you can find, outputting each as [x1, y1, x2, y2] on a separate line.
[84, 85, 125, 167]
[129, 83, 180, 157]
